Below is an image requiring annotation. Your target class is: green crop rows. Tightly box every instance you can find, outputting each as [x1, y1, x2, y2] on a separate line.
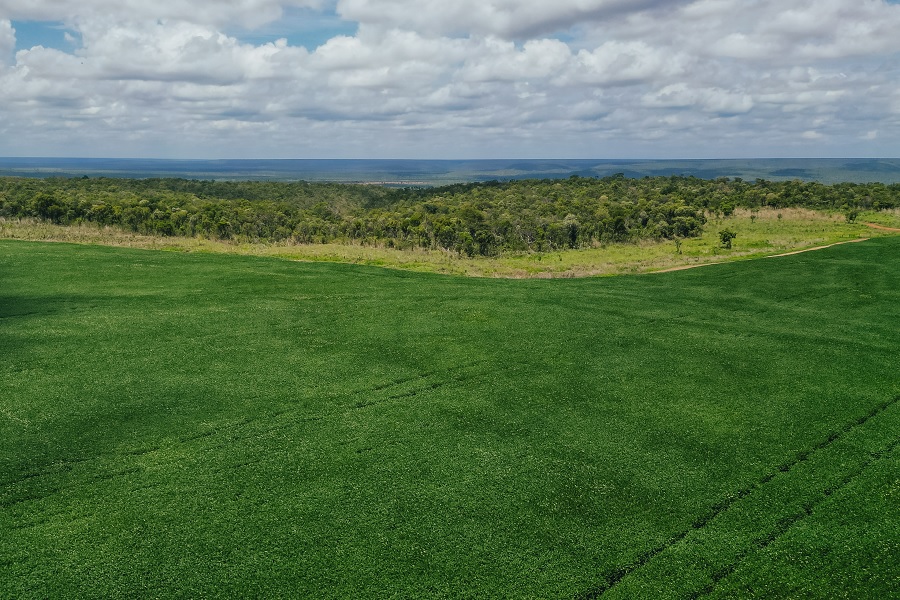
[2, 238, 898, 598]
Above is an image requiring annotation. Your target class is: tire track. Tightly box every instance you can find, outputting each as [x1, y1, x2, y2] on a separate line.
[577, 394, 900, 599]
[0, 359, 492, 508]
[203, 360, 493, 447]
[691, 436, 900, 598]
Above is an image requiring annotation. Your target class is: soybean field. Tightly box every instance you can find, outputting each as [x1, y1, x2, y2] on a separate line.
[1, 238, 898, 598]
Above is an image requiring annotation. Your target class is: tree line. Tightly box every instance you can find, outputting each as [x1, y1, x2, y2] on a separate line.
[1, 174, 897, 256]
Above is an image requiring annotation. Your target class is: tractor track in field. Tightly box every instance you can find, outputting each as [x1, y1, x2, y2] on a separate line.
[185, 359, 493, 449]
[351, 360, 490, 408]
[577, 394, 900, 599]
[0, 359, 493, 509]
[690, 436, 900, 598]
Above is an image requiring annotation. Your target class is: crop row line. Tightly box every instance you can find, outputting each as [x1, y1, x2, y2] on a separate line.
[578, 393, 900, 599]
[690, 435, 900, 598]
[0, 359, 492, 507]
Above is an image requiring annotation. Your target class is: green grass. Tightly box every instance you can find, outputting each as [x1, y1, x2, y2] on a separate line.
[2, 237, 899, 598]
[859, 208, 900, 229]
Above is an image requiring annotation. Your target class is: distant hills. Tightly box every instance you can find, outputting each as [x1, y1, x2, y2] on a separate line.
[2, 157, 900, 185]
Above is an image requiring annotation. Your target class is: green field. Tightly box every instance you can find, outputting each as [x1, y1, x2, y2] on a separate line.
[2, 238, 898, 597]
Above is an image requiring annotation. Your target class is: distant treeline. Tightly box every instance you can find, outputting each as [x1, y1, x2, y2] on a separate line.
[1, 175, 897, 255]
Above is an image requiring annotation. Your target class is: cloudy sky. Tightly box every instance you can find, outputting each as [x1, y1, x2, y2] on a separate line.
[1, 0, 899, 159]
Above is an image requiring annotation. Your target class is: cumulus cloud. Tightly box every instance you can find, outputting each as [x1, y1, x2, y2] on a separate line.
[74, 20, 307, 83]
[336, 0, 689, 39]
[643, 84, 754, 115]
[311, 27, 466, 86]
[679, 0, 900, 62]
[0, 0, 323, 28]
[460, 38, 571, 83]
[1, 0, 900, 157]
[0, 19, 13, 66]
[568, 41, 692, 86]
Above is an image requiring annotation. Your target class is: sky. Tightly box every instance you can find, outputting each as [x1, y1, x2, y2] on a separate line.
[1, 0, 899, 159]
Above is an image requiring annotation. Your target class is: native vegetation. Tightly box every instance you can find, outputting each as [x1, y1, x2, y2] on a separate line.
[2, 175, 897, 257]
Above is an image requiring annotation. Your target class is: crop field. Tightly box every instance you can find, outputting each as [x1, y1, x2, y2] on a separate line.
[1, 237, 899, 597]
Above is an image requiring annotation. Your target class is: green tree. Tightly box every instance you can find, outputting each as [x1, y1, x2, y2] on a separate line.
[719, 228, 737, 249]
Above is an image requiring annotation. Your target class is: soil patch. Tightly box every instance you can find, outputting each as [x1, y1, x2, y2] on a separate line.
[863, 222, 900, 232]
[652, 237, 870, 274]
[766, 237, 869, 258]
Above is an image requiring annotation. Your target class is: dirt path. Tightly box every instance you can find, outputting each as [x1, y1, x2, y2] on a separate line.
[653, 261, 725, 273]
[863, 222, 900, 232]
[652, 237, 870, 274]
[766, 237, 869, 258]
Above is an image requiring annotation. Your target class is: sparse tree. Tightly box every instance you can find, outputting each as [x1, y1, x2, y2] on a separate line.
[719, 228, 737, 249]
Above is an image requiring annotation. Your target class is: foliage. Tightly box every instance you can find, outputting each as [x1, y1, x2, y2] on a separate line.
[2, 206, 891, 278]
[719, 228, 737, 248]
[2, 174, 898, 257]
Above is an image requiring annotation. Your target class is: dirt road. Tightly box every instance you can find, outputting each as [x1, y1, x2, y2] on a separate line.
[653, 237, 872, 274]
[863, 222, 900, 232]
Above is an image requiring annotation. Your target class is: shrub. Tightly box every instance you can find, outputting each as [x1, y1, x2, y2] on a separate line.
[719, 228, 737, 249]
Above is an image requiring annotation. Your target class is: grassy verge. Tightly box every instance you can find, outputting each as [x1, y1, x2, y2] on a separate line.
[2, 207, 895, 277]
[859, 207, 900, 229]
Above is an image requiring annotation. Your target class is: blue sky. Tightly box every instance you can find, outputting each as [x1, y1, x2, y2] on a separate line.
[11, 7, 356, 54]
[1, 1, 899, 159]
[11, 21, 74, 52]
[226, 6, 357, 49]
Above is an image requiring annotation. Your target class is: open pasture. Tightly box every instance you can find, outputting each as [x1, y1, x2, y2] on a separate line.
[1, 238, 899, 597]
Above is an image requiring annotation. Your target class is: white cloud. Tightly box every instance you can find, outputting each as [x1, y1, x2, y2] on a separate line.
[7, 19, 314, 103]
[568, 41, 692, 86]
[643, 84, 754, 115]
[460, 38, 571, 83]
[0, 0, 323, 28]
[336, 0, 686, 39]
[0, 19, 13, 65]
[1, 0, 900, 158]
[311, 27, 465, 85]
[700, 0, 900, 61]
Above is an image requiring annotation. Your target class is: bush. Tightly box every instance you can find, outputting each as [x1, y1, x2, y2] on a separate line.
[719, 228, 737, 249]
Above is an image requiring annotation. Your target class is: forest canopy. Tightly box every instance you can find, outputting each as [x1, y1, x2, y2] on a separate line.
[1, 175, 897, 256]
